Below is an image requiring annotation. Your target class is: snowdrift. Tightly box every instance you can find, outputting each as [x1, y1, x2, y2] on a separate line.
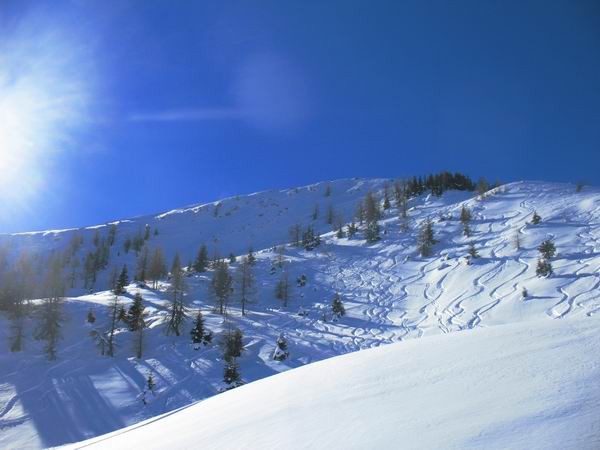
[66, 316, 600, 450]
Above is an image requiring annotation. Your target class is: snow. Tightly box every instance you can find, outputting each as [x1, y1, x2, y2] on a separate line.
[66, 316, 600, 450]
[1, 178, 600, 448]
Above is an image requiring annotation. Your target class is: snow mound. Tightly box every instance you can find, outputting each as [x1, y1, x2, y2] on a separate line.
[66, 316, 600, 450]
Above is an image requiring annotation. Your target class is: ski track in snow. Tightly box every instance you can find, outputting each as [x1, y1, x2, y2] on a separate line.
[2, 180, 600, 448]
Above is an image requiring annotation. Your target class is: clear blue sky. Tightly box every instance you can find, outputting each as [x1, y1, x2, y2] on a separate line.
[1, 0, 599, 232]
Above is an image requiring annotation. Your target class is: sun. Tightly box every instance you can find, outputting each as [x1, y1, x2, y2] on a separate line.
[0, 14, 93, 207]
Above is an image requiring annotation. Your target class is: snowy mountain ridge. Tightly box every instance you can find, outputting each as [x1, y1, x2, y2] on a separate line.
[1, 178, 599, 449]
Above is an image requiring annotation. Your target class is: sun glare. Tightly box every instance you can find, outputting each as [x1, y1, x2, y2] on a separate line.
[0, 13, 93, 209]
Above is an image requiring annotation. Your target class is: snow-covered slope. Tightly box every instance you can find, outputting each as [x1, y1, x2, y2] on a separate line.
[67, 315, 600, 450]
[1, 179, 600, 449]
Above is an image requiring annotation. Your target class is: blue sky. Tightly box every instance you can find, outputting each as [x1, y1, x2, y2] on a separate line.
[0, 0, 599, 232]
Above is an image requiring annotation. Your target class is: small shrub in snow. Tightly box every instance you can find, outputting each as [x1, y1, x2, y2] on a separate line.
[273, 333, 289, 361]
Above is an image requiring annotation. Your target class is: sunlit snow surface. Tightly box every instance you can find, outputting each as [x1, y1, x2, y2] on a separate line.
[0, 179, 599, 448]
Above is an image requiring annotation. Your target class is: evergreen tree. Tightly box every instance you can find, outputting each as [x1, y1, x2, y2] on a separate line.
[223, 359, 241, 386]
[460, 205, 472, 236]
[144, 224, 151, 241]
[302, 226, 321, 250]
[194, 244, 209, 272]
[87, 309, 96, 324]
[332, 293, 346, 319]
[114, 265, 129, 295]
[117, 304, 127, 323]
[418, 218, 436, 257]
[531, 211, 541, 225]
[365, 221, 380, 243]
[127, 293, 145, 331]
[228, 253, 236, 264]
[324, 184, 332, 197]
[468, 242, 479, 258]
[190, 311, 209, 348]
[336, 224, 345, 239]
[123, 238, 132, 254]
[536, 258, 553, 277]
[212, 261, 232, 315]
[346, 222, 358, 238]
[538, 239, 556, 259]
[383, 188, 391, 210]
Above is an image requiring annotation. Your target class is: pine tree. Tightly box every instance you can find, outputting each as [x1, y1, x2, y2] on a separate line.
[144, 224, 151, 241]
[114, 265, 129, 295]
[228, 253, 236, 264]
[536, 258, 553, 277]
[365, 221, 380, 243]
[190, 311, 208, 348]
[123, 238, 132, 254]
[87, 309, 96, 324]
[346, 222, 358, 238]
[418, 218, 436, 257]
[538, 239, 556, 259]
[383, 189, 391, 210]
[312, 204, 320, 221]
[134, 313, 145, 358]
[302, 226, 321, 250]
[223, 359, 241, 386]
[468, 242, 479, 258]
[212, 261, 232, 315]
[460, 205, 472, 236]
[194, 244, 209, 272]
[332, 293, 345, 319]
[127, 293, 145, 331]
[324, 184, 332, 197]
[531, 211, 541, 225]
